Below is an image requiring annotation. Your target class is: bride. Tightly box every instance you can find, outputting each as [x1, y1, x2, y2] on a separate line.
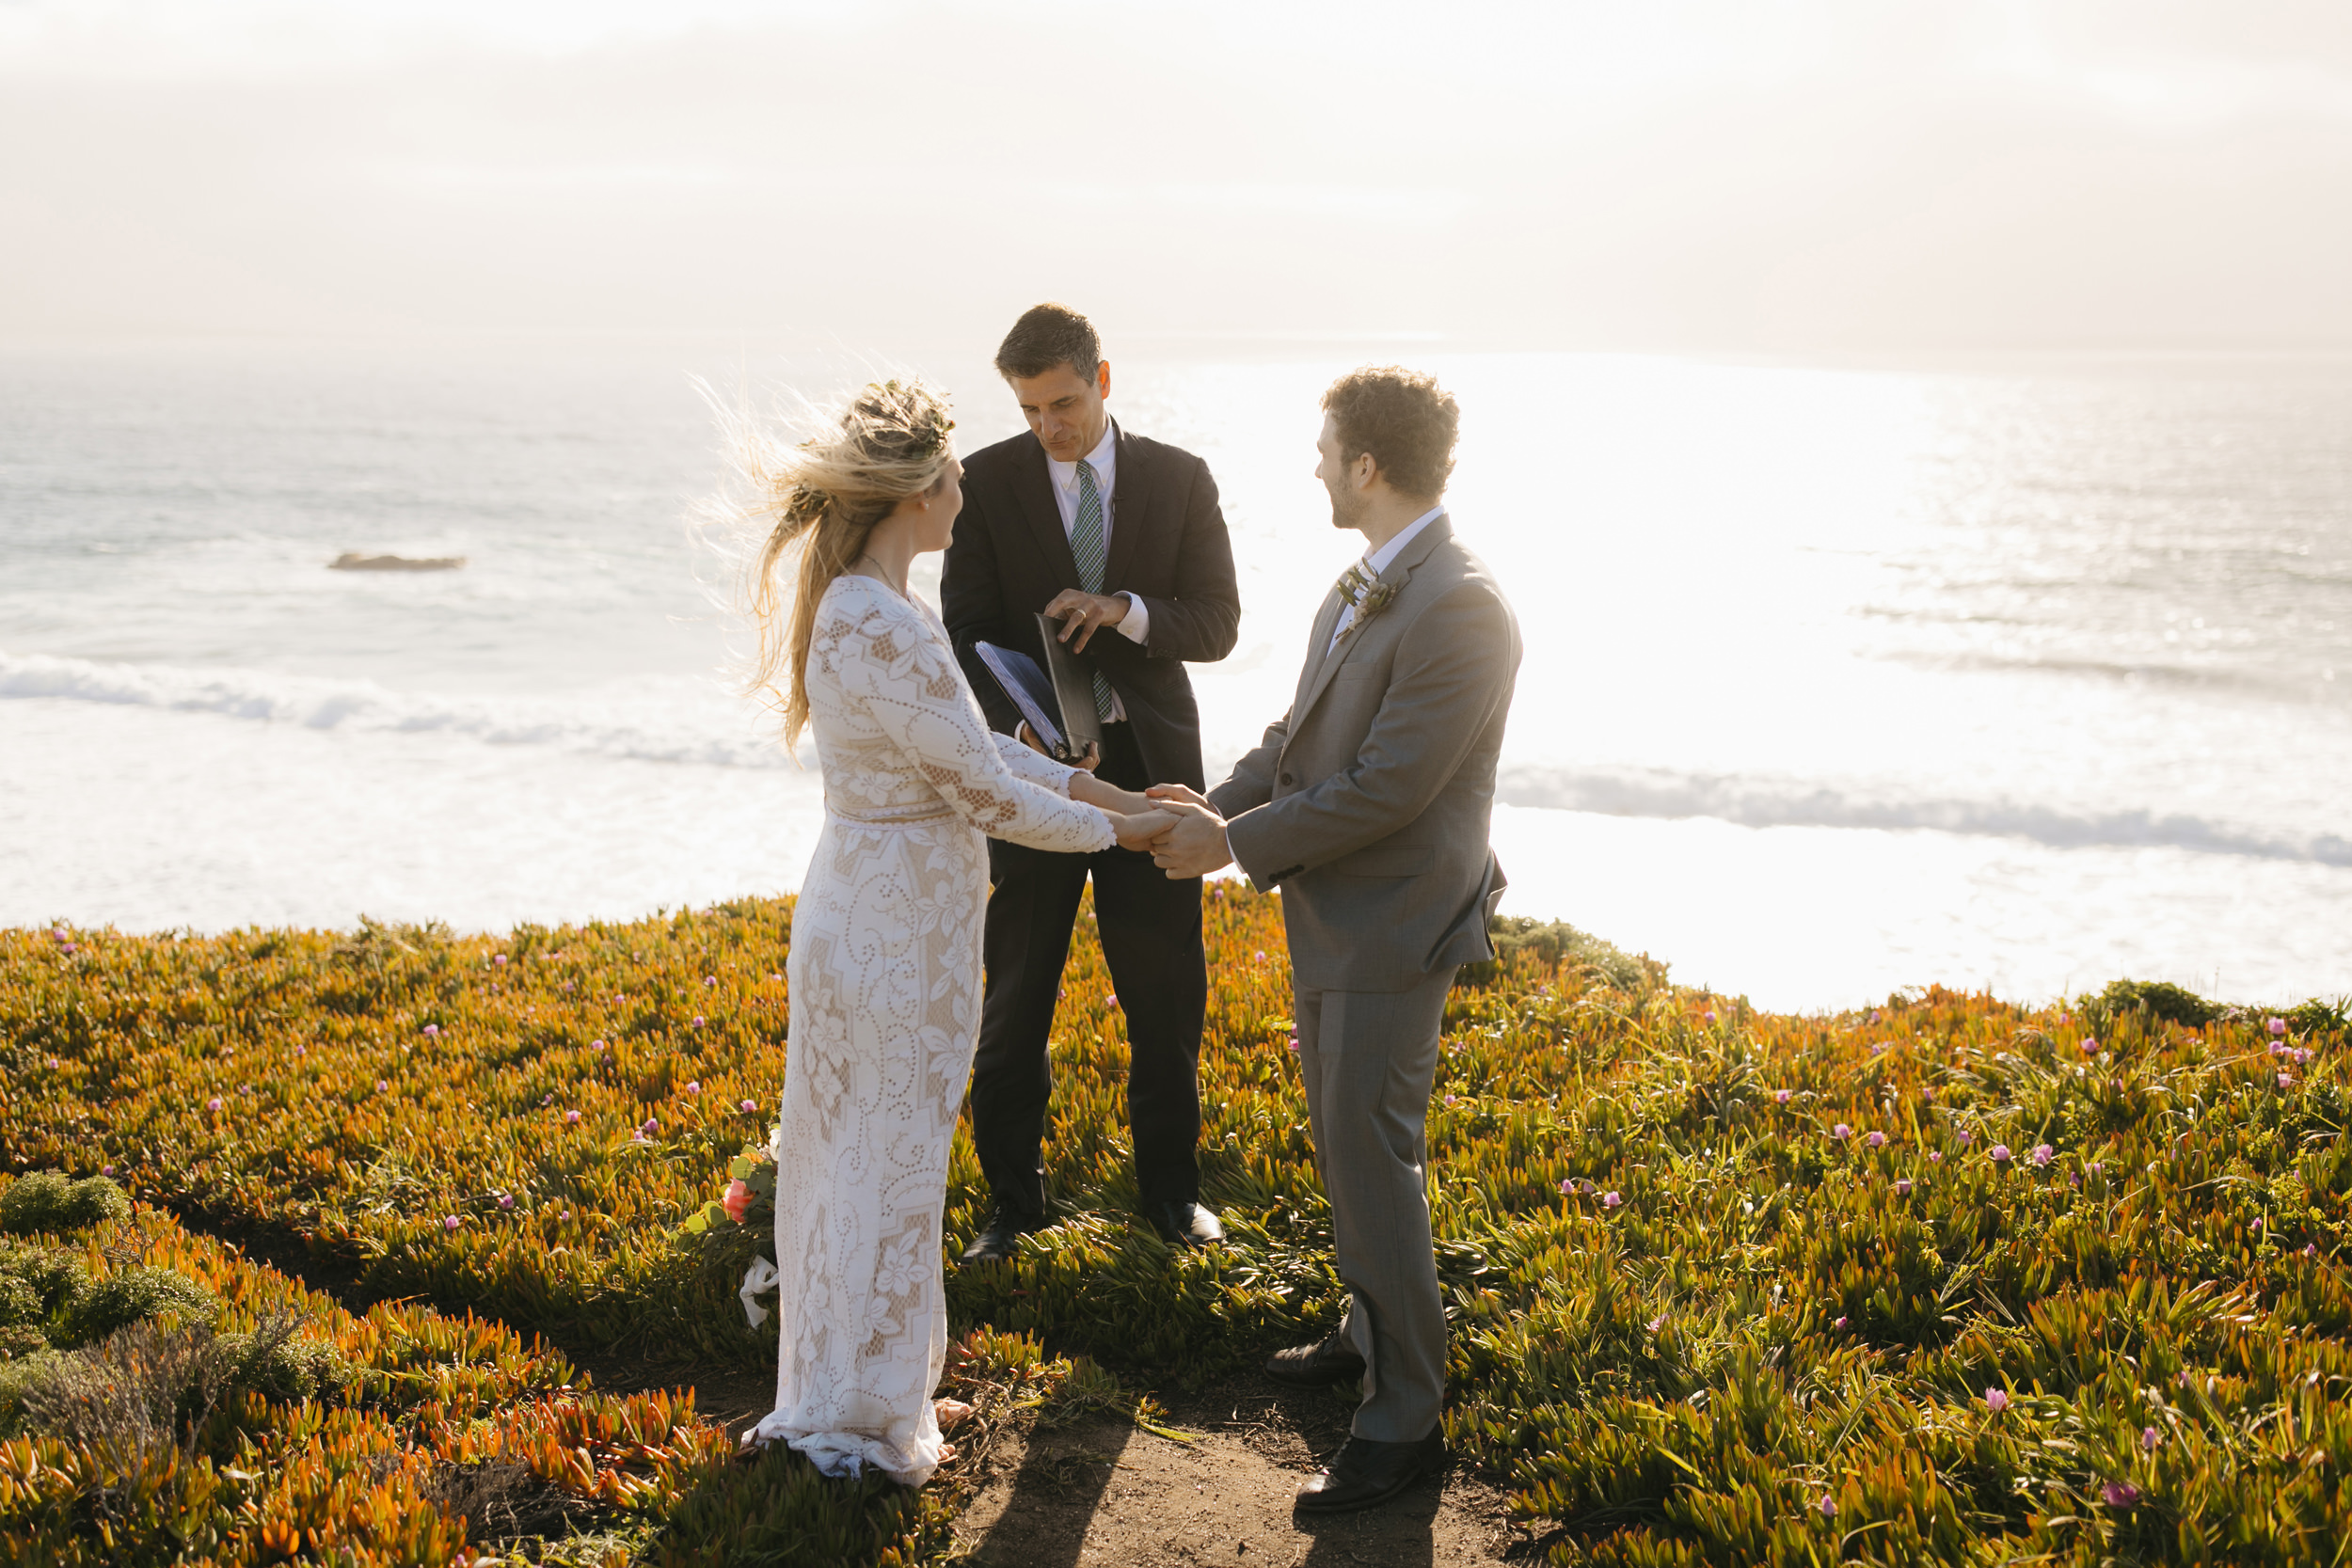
[729, 380, 1168, 1485]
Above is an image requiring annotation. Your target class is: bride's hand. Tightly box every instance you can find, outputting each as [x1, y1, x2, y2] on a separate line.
[1069, 771, 1152, 816]
[1106, 808, 1174, 851]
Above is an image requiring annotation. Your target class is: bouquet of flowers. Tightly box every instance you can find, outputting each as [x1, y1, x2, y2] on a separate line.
[679, 1128, 778, 1259]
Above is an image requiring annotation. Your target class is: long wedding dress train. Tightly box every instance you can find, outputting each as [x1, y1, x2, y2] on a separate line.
[746, 573, 1111, 1484]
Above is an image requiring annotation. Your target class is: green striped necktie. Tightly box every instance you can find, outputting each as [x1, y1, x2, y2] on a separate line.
[1072, 459, 1117, 721]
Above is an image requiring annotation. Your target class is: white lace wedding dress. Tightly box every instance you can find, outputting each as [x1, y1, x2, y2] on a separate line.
[746, 572, 1113, 1484]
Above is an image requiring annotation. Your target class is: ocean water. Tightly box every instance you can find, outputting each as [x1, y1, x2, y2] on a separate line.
[3, 340, 2347, 1011]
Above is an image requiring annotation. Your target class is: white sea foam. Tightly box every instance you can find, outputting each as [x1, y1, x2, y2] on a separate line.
[0, 648, 792, 769]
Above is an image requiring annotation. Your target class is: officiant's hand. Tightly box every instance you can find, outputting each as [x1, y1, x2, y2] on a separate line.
[1042, 590, 1132, 654]
[1019, 721, 1100, 772]
[1148, 800, 1235, 879]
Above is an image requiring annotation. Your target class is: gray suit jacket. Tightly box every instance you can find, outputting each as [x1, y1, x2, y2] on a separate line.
[1209, 515, 1521, 992]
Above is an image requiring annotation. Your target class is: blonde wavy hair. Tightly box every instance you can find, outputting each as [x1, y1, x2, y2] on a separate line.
[713, 379, 956, 748]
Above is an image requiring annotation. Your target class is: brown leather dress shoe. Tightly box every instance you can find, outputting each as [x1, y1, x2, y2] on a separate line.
[1295, 1431, 1446, 1513]
[1263, 1332, 1366, 1388]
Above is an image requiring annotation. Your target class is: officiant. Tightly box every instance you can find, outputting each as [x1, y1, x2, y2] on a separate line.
[944, 303, 1241, 1258]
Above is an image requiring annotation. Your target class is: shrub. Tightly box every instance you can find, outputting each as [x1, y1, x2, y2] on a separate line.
[0, 1173, 131, 1237]
[58, 1267, 218, 1346]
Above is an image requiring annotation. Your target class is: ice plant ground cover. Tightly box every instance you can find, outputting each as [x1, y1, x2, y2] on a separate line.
[3, 891, 2349, 1564]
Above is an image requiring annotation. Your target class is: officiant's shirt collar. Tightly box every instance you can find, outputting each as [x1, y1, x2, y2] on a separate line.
[1362, 505, 1445, 577]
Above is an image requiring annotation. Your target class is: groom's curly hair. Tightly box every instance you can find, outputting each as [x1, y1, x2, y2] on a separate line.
[1323, 367, 1458, 500]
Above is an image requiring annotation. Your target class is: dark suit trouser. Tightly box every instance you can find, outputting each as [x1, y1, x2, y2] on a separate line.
[971, 721, 1205, 1214]
[1294, 965, 1454, 1443]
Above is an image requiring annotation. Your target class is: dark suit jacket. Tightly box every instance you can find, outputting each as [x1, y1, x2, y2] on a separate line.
[943, 425, 1240, 792]
[1209, 516, 1520, 991]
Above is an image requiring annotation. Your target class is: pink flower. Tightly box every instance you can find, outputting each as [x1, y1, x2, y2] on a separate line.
[2279, 1072, 2296, 1089]
[1866, 1131, 1886, 1148]
[102, 1164, 115, 1176]
[640, 1117, 658, 1135]
[1773, 1089, 1791, 1104]
[771, 973, 782, 982]
[1704, 1009, 1717, 1022]
[1254, 951, 1266, 961]
[564, 1110, 581, 1124]
[1990, 1144, 2012, 1163]
[1833, 1315, 1848, 1330]
[2141, 1427, 2161, 1450]
[1601, 1191, 1623, 1209]
[1922, 1087, 1935, 1103]
[2269, 1016, 2288, 1037]
[740, 1099, 758, 1113]
[1557, 1179, 1573, 1195]
[375, 1080, 389, 1093]
[1928, 1150, 1943, 1163]
[684, 1081, 700, 1094]
[2101, 1481, 2141, 1507]
[497, 1193, 514, 1210]
[2080, 1038, 2099, 1056]
[422, 1024, 440, 1037]
[1443, 1095, 1458, 1106]
[1287, 1037, 1300, 1053]
[1958, 1130, 1973, 1145]
[591, 1040, 606, 1052]
[2029, 1144, 2053, 1167]
[1833, 1123, 1852, 1140]
[206, 1096, 224, 1112]
[1984, 1387, 2010, 1413]
[1896, 1178, 1913, 1196]
[691, 1016, 706, 1029]
[542, 1094, 554, 1106]
[723, 1179, 754, 1223]
[1870, 1009, 1883, 1023]
[442, 1215, 461, 1230]
[493, 954, 507, 965]
[703, 975, 717, 988]
[1107, 994, 1119, 1007]
[1818, 1494, 1837, 1517]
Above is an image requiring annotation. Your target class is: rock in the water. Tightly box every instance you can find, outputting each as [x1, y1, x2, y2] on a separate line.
[329, 553, 466, 572]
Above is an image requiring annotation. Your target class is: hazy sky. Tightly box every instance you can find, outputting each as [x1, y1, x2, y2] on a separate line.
[5, 0, 2351, 353]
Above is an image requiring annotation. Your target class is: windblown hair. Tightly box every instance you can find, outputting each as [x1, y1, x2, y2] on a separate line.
[1321, 366, 1459, 500]
[994, 302, 1102, 383]
[722, 379, 956, 749]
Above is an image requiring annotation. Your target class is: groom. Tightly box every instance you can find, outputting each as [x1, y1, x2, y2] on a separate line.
[944, 303, 1241, 1259]
[1147, 367, 1519, 1513]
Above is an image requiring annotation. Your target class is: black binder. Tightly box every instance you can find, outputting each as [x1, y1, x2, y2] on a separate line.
[972, 614, 1105, 763]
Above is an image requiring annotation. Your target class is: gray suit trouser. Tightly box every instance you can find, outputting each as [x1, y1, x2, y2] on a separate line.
[1294, 964, 1454, 1443]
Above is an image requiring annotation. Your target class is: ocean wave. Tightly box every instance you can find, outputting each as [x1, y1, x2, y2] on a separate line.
[0, 649, 793, 769]
[1497, 765, 2352, 867]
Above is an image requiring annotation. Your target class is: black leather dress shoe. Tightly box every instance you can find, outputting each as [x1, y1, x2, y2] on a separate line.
[959, 1203, 1046, 1264]
[1263, 1332, 1366, 1388]
[1295, 1431, 1446, 1513]
[1148, 1200, 1225, 1247]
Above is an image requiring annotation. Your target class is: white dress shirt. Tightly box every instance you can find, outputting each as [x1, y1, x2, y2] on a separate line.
[1045, 418, 1147, 722]
[1328, 505, 1445, 650]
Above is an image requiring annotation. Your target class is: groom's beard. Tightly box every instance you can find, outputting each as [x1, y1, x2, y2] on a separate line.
[1324, 477, 1361, 531]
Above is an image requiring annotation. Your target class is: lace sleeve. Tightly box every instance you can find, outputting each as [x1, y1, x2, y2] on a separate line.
[823, 590, 1115, 854]
[991, 731, 1083, 792]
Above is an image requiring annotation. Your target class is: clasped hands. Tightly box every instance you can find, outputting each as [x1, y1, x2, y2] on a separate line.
[1020, 724, 1234, 877]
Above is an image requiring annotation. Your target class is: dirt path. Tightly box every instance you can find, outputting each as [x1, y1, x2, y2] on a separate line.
[947, 1381, 1522, 1568]
[580, 1351, 1527, 1566]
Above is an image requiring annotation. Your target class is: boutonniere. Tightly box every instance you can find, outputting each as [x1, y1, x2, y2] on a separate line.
[1333, 562, 1398, 640]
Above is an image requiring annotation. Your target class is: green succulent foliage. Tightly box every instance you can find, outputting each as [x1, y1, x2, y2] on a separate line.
[0, 1172, 131, 1236]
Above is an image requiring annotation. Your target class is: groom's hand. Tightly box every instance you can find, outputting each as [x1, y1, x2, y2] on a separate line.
[1143, 783, 1211, 810]
[1148, 800, 1234, 879]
